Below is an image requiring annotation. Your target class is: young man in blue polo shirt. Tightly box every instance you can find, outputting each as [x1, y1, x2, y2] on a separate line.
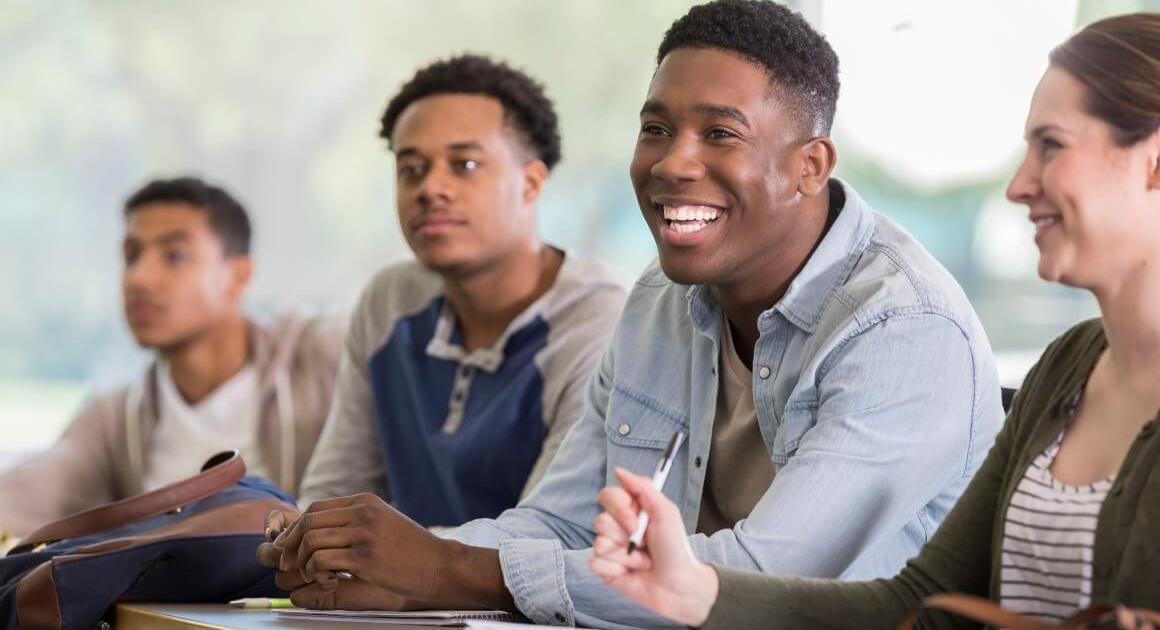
[293, 55, 625, 527]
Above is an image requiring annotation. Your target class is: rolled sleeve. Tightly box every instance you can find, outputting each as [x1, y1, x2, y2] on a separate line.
[498, 538, 573, 625]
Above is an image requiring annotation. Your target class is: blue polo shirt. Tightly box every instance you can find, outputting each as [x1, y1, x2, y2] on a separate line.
[299, 253, 626, 527]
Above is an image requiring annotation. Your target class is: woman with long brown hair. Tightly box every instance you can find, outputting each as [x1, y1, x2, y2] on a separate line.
[590, 13, 1160, 629]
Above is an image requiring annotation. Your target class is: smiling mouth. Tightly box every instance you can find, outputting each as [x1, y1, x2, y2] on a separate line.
[656, 203, 723, 234]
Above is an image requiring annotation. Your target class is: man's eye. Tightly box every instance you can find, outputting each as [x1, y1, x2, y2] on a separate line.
[399, 164, 425, 179]
[707, 128, 738, 141]
[456, 159, 479, 172]
[165, 250, 187, 265]
[640, 123, 669, 137]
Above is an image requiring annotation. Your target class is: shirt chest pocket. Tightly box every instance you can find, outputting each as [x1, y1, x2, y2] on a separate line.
[604, 386, 689, 477]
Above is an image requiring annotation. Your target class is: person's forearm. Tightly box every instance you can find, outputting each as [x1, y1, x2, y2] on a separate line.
[435, 541, 517, 612]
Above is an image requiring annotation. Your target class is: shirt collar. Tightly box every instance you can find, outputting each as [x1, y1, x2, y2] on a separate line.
[687, 179, 875, 337]
[425, 249, 571, 372]
[774, 179, 874, 333]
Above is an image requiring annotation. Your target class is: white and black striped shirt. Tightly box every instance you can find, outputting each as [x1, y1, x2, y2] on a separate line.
[999, 431, 1113, 624]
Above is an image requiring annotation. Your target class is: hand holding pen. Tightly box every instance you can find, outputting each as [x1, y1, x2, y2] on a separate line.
[589, 434, 720, 628]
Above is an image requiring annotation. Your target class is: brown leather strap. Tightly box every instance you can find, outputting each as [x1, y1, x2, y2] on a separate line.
[11, 450, 245, 554]
[898, 594, 1042, 630]
[898, 594, 1160, 630]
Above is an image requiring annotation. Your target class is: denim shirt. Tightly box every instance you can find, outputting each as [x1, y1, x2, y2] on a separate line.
[444, 180, 1004, 628]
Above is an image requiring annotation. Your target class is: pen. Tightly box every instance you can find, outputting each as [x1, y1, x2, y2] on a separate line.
[228, 597, 294, 609]
[626, 431, 686, 554]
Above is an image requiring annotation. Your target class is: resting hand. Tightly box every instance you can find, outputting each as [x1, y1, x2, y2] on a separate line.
[589, 467, 719, 627]
[277, 493, 453, 602]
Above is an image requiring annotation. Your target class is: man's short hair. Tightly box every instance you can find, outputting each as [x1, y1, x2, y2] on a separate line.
[124, 177, 252, 256]
[657, 0, 840, 136]
[379, 54, 562, 170]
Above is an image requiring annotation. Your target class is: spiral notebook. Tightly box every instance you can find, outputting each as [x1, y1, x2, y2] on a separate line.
[275, 608, 522, 626]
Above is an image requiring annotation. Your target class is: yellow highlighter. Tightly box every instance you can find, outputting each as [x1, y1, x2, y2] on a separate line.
[228, 597, 294, 609]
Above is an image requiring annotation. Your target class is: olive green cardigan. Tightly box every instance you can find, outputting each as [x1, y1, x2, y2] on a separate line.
[702, 319, 1160, 629]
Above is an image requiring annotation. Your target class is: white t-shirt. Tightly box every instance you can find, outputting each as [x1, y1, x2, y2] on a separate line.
[142, 361, 268, 492]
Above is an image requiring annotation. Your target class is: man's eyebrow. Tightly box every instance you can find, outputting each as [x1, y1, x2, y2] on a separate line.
[639, 100, 751, 129]
[447, 141, 484, 152]
[695, 104, 750, 128]
[395, 141, 485, 159]
[640, 99, 667, 117]
[125, 230, 192, 248]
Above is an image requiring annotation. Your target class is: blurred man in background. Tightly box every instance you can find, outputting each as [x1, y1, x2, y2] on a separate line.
[0, 176, 343, 539]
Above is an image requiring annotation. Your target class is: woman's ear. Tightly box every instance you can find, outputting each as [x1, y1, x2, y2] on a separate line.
[1146, 128, 1160, 191]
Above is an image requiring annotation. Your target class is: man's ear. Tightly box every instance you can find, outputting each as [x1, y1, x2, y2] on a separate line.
[522, 159, 549, 205]
[227, 255, 253, 302]
[797, 136, 838, 198]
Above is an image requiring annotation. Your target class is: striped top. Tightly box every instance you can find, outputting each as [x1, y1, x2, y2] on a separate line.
[999, 423, 1114, 624]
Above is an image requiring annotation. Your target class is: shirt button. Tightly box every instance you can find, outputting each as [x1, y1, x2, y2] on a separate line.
[758, 366, 771, 379]
[617, 423, 631, 436]
[694, 456, 703, 468]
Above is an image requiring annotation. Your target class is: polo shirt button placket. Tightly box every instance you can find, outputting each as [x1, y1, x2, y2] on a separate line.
[758, 366, 771, 379]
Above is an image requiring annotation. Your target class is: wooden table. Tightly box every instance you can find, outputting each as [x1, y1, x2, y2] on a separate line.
[115, 604, 438, 629]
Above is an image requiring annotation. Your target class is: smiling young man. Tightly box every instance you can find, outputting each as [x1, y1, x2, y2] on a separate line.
[289, 55, 626, 527]
[0, 177, 343, 538]
[264, 2, 1003, 627]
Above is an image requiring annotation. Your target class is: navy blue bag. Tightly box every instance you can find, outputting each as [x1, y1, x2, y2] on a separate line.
[0, 451, 293, 629]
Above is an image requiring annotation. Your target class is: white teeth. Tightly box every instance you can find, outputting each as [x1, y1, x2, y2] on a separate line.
[662, 204, 721, 222]
[671, 222, 708, 233]
[1033, 217, 1058, 229]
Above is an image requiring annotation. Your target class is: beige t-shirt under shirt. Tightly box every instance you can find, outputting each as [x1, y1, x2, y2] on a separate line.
[696, 318, 778, 535]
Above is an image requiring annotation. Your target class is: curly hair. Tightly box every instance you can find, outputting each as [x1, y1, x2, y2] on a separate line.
[657, 0, 840, 136]
[379, 54, 561, 170]
[124, 176, 251, 256]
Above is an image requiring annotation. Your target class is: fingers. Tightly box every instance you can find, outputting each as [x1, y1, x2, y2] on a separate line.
[295, 527, 357, 572]
[280, 507, 359, 561]
[589, 554, 629, 581]
[626, 470, 684, 533]
[275, 568, 310, 591]
[598, 482, 640, 535]
[290, 581, 339, 610]
[303, 547, 361, 581]
[301, 494, 363, 514]
[290, 578, 410, 611]
[1117, 607, 1157, 630]
[592, 535, 654, 570]
[256, 541, 284, 568]
[263, 509, 299, 541]
[593, 512, 630, 544]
